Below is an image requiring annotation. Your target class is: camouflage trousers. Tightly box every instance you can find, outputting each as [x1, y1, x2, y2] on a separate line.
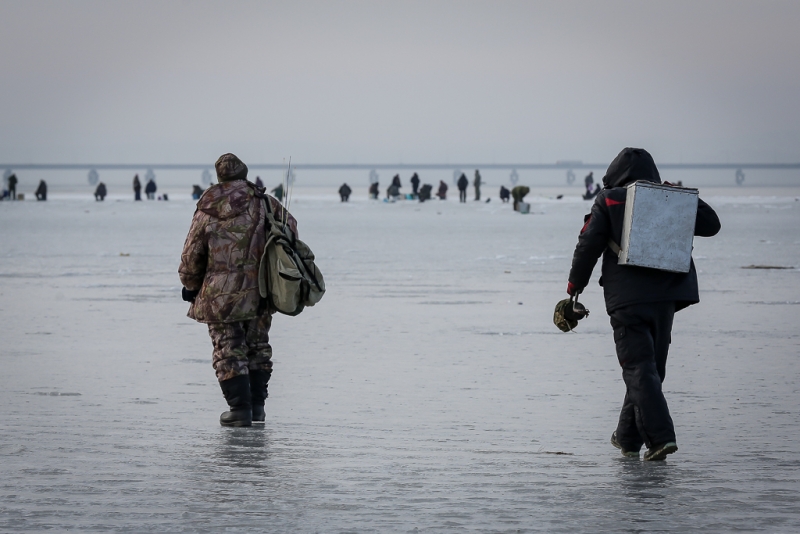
[207, 314, 273, 382]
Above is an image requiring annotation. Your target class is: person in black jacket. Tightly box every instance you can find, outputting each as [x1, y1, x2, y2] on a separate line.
[418, 183, 432, 202]
[339, 183, 352, 202]
[94, 182, 107, 201]
[499, 185, 510, 203]
[410, 173, 420, 197]
[566, 147, 720, 461]
[145, 178, 157, 200]
[7, 173, 17, 200]
[133, 174, 142, 201]
[35, 180, 47, 201]
[457, 173, 468, 203]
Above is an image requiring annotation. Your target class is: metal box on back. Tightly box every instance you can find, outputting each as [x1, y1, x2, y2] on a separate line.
[618, 181, 698, 273]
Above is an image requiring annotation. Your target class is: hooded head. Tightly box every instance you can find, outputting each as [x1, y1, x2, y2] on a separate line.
[215, 153, 248, 183]
[602, 148, 661, 189]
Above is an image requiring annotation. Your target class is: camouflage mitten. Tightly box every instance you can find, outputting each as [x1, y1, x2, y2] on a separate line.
[554, 299, 579, 332]
[553, 298, 590, 332]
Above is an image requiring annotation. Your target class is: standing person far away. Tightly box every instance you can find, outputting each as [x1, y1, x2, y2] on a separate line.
[410, 173, 420, 197]
[474, 170, 482, 201]
[179, 153, 298, 427]
[565, 147, 720, 461]
[457, 173, 468, 203]
[7, 173, 17, 200]
[133, 174, 142, 201]
[145, 178, 157, 200]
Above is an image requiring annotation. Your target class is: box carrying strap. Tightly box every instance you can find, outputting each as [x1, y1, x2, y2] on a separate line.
[607, 239, 621, 257]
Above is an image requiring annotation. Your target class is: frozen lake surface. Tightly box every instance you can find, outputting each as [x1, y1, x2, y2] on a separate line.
[1, 188, 799, 532]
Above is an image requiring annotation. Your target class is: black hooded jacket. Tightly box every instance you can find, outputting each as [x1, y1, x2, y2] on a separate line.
[568, 148, 721, 314]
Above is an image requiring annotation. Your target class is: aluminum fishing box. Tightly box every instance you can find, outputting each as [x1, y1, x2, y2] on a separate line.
[617, 181, 698, 273]
[518, 201, 531, 214]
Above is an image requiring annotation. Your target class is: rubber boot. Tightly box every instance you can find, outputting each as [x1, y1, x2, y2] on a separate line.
[219, 374, 252, 427]
[249, 370, 271, 424]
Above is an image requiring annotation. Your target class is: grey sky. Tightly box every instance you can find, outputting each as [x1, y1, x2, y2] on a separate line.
[1, 0, 798, 166]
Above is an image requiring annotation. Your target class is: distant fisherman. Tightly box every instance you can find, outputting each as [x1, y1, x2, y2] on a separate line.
[410, 173, 420, 197]
[511, 185, 529, 211]
[564, 147, 720, 461]
[499, 185, 510, 203]
[418, 183, 432, 202]
[339, 182, 352, 202]
[145, 178, 157, 200]
[457, 173, 468, 203]
[133, 174, 142, 201]
[35, 180, 47, 201]
[271, 183, 284, 202]
[7, 173, 17, 200]
[94, 182, 107, 201]
[437, 180, 448, 200]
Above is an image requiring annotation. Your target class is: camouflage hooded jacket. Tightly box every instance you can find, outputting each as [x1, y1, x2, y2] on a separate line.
[179, 180, 298, 323]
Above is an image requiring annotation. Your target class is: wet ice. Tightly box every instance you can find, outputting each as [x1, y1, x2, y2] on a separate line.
[1, 188, 799, 531]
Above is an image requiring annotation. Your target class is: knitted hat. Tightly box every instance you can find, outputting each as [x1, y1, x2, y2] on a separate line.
[215, 153, 248, 182]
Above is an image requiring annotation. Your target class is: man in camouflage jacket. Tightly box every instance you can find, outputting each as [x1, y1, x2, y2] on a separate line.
[179, 153, 297, 427]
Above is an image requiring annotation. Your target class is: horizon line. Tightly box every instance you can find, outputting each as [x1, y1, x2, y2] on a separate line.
[3, 162, 800, 171]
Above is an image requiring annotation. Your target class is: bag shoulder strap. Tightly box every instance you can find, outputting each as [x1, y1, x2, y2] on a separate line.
[607, 239, 621, 257]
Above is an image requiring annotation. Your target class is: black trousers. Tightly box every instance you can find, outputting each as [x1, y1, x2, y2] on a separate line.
[610, 301, 676, 451]
[459, 189, 467, 202]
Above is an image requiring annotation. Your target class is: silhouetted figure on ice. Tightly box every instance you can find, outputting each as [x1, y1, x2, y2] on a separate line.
[271, 183, 284, 202]
[94, 182, 107, 201]
[437, 180, 448, 200]
[369, 181, 379, 200]
[145, 178, 157, 200]
[584, 171, 594, 195]
[474, 170, 482, 201]
[386, 183, 400, 201]
[564, 147, 721, 461]
[254, 176, 264, 189]
[418, 183, 432, 202]
[339, 183, 352, 202]
[7, 173, 17, 200]
[410, 173, 420, 196]
[499, 186, 510, 203]
[133, 174, 142, 201]
[511, 185, 529, 211]
[35, 180, 47, 201]
[457, 173, 468, 202]
[192, 185, 204, 200]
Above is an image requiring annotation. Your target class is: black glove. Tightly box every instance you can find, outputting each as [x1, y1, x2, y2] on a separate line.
[182, 287, 199, 302]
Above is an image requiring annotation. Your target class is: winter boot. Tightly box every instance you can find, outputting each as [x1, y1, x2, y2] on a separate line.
[249, 370, 271, 424]
[611, 431, 640, 458]
[219, 374, 252, 427]
[643, 442, 678, 461]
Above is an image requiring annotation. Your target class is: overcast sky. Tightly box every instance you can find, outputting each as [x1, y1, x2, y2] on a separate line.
[1, 0, 798, 166]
